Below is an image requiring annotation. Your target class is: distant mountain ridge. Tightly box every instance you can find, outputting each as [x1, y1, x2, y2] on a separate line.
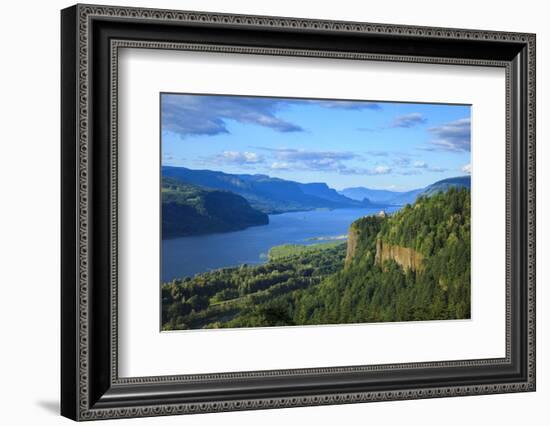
[339, 187, 400, 204]
[340, 175, 471, 206]
[421, 176, 471, 197]
[162, 166, 385, 214]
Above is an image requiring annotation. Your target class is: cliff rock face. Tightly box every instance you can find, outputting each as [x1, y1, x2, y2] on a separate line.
[374, 240, 424, 272]
[345, 226, 360, 266]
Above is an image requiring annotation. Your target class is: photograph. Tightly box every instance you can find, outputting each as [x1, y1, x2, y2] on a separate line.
[160, 93, 472, 331]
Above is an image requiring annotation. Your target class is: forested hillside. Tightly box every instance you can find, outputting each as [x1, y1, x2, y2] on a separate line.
[162, 178, 268, 238]
[162, 242, 346, 329]
[162, 187, 471, 329]
[294, 188, 471, 324]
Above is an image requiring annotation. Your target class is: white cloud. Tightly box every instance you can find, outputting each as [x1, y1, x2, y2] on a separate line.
[391, 113, 427, 128]
[428, 118, 471, 152]
[372, 165, 392, 175]
[462, 163, 472, 174]
[162, 94, 303, 138]
[255, 147, 359, 173]
[270, 162, 290, 170]
[220, 151, 264, 164]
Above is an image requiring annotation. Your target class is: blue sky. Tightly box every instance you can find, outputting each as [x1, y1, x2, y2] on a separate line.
[161, 94, 471, 191]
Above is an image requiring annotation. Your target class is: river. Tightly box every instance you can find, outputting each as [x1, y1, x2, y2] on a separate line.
[162, 207, 400, 283]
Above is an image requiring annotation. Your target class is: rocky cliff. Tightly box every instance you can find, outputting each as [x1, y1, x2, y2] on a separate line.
[374, 239, 424, 272]
[344, 215, 385, 267]
[345, 226, 360, 266]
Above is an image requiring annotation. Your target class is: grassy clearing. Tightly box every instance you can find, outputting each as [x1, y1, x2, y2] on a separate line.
[268, 241, 345, 261]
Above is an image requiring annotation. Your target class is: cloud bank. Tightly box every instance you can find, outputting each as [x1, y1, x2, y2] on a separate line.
[162, 94, 381, 138]
[428, 118, 471, 152]
[391, 113, 427, 128]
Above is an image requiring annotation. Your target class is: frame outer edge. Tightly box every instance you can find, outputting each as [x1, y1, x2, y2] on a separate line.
[76, 2, 92, 420]
[66, 4, 536, 421]
[61, 4, 80, 422]
[527, 33, 536, 390]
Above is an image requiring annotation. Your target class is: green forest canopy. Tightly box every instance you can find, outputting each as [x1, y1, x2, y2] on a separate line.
[162, 177, 268, 238]
[162, 187, 471, 329]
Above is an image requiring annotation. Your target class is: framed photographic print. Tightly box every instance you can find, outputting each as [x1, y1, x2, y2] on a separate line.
[61, 4, 536, 421]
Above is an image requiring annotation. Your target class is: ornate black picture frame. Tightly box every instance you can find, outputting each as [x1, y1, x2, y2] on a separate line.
[61, 4, 536, 421]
